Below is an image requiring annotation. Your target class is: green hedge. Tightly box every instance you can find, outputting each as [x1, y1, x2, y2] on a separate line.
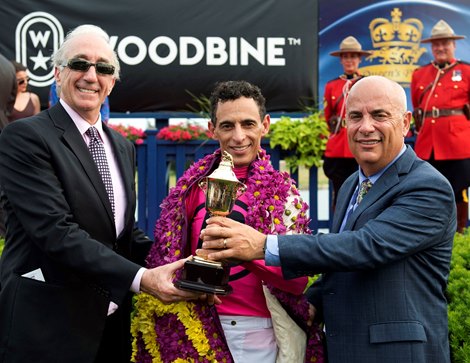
[0, 233, 469, 360]
[447, 230, 470, 362]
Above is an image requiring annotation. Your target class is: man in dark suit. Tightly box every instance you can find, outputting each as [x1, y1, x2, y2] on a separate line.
[198, 76, 455, 362]
[0, 25, 199, 363]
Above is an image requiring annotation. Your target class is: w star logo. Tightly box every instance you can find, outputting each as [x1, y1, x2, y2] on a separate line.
[16, 12, 64, 87]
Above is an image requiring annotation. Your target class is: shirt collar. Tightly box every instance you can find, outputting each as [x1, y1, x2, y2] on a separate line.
[59, 99, 104, 141]
[358, 144, 407, 185]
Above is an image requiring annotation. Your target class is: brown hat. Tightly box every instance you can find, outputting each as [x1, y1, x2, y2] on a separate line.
[421, 20, 466, 43]
[330, 36, 372, 57]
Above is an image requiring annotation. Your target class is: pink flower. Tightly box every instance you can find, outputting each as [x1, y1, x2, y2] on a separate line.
[108, 123, 146, 144]
[156, 123, 210, 142]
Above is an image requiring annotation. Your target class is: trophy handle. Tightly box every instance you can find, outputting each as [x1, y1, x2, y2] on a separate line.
[236, 182, 247, 199]
[198, 178, 207, 192]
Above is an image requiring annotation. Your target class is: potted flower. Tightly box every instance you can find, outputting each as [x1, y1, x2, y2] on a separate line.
[156, 122, 211, 142]
[108, 123, 146, 145]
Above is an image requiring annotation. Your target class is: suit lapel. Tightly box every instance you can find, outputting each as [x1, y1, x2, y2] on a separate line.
[346, 146, 416, 229]
[332, 173, 358, 232]
[48, 104, 115, 224]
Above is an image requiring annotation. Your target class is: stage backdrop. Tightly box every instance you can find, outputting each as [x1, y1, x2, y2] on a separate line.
[319, 0, 470, 108]
[0, 0, 318, 113]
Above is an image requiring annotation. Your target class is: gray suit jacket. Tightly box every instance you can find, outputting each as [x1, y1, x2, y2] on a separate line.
[0, 104, 151, 363]
[279, 146, 455, 363]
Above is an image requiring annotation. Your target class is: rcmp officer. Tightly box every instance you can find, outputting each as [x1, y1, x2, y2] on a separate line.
[411, 19, 470, 233]
[323, 36, 372, 210]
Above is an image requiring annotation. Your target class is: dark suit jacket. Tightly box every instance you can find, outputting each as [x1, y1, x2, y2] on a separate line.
[0, 104, 152, 363]
[0, 54, 16, 131]
[279, 146, 455, 363]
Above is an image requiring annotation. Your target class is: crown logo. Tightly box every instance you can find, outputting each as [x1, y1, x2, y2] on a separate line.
[367, 8, 426, 65]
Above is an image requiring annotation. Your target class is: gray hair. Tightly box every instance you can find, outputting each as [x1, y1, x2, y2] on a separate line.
[51, 24, 120, 80]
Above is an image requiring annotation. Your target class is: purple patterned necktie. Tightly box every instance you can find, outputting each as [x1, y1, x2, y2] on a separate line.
[86, 126, 115, 215]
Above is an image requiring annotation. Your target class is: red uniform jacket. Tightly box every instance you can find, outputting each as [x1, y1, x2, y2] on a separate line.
[411, 59, 470, 160]
[323, 75, 364, 158]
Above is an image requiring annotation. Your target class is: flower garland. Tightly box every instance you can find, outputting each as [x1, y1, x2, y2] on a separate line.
[131, 149, 324, 363]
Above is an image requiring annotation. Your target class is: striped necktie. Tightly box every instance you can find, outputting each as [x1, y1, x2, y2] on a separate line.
[86, 126, 115, 215]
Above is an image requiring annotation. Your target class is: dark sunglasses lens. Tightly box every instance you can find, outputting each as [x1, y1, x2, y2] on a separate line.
[68, 60, 91, 72]
[67, 59, 114, 75]
[18, 79, 26, 85]
[95, 63, 115, 75]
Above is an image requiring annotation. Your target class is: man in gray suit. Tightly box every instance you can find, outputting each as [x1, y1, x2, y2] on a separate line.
[198, 76, 455, 363]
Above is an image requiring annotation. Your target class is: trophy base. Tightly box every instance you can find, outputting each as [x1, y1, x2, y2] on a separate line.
[174, 279, 233, 295]
[174, 256, 232, 296]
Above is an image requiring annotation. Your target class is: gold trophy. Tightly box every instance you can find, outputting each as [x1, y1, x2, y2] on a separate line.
[174, 151, 246, 295]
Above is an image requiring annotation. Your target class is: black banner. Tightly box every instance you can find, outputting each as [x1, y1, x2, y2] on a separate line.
[0, 0, 318, 113]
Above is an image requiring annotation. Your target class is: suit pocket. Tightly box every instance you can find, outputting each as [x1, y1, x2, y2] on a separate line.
[4, 273, 108, 362]
[369, 321, 427, 343]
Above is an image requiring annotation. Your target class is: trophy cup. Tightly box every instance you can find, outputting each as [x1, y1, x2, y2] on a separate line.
[174, 151, 246, 295]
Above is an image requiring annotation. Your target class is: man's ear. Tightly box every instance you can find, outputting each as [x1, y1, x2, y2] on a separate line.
[208, 120, 217, 140]
[261, 114, 271, 136]
[54, 67, 61, 86]
[402, 111, 412, 137]
[108, 78, 116, 95]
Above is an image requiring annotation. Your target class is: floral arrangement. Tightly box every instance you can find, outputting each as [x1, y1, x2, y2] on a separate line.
[156, 122, 211, 142]
[131, 149, 324, 363]
[108, 123, 146, 145]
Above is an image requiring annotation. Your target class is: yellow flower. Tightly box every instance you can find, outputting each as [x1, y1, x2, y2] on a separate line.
[131, 294, 216, 362]
[274, 195, 279, 200]
[274, 218, 280, 224]
[268, 205, 275, 211]
[254, 191, 260, 197]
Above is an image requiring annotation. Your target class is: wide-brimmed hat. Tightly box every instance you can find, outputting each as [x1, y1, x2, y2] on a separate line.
[330, 36, 372, 57]
[421, 20, 466, 43]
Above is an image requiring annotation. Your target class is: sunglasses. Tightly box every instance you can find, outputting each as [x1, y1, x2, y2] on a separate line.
[64, 58, 115, 75]
[17, 77, 29, 85]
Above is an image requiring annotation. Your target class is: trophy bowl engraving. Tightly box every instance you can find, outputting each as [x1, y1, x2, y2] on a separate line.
[205, 177, 239, 216]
